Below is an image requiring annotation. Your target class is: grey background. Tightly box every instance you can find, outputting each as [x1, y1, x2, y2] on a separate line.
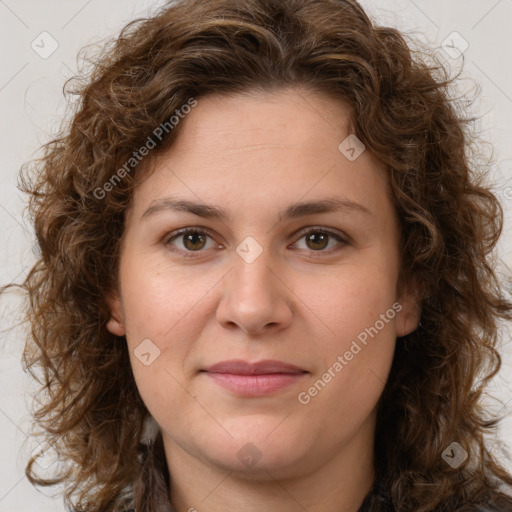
[1, 1, 511, 511]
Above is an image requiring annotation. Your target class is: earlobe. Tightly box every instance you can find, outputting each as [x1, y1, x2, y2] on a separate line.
[395, 297, 421, 337]
[105, 290, 126, 336]
[395, 280, 422, 337]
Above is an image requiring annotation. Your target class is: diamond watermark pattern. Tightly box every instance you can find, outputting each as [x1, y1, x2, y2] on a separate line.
[237, 442, 263, 468]
[236, 236, 263, 264]
[30, 31, 59, 59]
[32, 442, 59, 469]
[338, 134, 365, 161]
[441, 31, 469, 59]
[442, 441, 468, 469]
[134, 338, 161, 366]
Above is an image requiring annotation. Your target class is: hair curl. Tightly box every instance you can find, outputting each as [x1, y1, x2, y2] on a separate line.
[5, 0, 512, 510]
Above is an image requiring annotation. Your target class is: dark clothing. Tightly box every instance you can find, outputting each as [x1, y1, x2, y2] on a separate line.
[122, 474, 511, 511]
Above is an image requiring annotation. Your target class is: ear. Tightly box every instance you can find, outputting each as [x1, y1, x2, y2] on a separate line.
[395, 276, 421, 337]
[105, 290, 126, 336]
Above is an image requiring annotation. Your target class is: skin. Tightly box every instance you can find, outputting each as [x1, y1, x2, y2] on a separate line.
[106, 88, 420, 512]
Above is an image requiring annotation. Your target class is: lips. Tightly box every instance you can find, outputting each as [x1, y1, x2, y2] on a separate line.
[201, 359, 308, 396]
[202, 359, 306, 375]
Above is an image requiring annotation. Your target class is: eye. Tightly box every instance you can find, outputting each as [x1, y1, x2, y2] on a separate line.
[164, 228, 218, 254]
[293, 228, 349, 253]
[163, 226, 349, 257]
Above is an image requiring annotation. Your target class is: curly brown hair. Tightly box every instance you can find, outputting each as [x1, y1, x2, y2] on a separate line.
[6, 0, 512, 510]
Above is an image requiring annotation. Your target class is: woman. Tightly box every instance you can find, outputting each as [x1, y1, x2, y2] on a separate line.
[12, 0, 512, 510]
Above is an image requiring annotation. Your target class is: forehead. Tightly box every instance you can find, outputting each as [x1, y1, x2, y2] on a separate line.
[169, 88, 354, 153]
[127, 88, 390, 223]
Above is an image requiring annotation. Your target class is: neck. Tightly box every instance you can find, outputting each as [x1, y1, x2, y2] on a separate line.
[163, 416, 376, 512]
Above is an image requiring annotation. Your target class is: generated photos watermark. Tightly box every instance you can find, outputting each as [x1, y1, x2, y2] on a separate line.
[93, 97, 197, 200]
[442, 441, 469, 469]
[297, 301, 403, 405]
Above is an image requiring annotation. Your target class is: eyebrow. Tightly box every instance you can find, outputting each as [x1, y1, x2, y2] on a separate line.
[140, 195, 371, 222]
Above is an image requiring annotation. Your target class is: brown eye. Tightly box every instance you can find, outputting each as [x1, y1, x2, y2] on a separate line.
[164, 226, 348, 258]
[182, 232, 207, 251]
[294, 228, 348, 253]
[165, 229, 216, 253]
[305, 232, 329, 250]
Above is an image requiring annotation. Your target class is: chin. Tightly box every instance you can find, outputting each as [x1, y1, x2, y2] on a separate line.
[194, 425, 309, 478]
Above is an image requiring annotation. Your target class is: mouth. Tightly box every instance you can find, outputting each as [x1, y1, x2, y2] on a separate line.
[200, 359, 308, 397]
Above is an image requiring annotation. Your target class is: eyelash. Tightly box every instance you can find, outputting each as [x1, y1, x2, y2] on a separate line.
[163, 226, 350, 258]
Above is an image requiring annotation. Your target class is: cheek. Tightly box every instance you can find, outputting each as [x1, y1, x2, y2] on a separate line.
[297, 315, 396, 442]
[129, 357, 201, 445]
[119, 250, 209, 342]
[293, 255, 398, 416]
[298, 258, 399, 348]
[117, 256, 201, 399]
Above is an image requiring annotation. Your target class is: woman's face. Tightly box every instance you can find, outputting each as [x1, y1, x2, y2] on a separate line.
[107, 88, 419, 479]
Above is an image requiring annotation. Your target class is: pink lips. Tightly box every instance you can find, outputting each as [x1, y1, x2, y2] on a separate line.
[201, 359, 307, 396]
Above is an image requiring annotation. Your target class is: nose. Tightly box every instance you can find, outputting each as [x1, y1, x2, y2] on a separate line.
[215, 247, 293, 336]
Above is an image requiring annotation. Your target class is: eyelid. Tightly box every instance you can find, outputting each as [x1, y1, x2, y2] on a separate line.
[163, 226, 220, 256]
[163, 225, 350, 256]
[293, 225, 351, 245]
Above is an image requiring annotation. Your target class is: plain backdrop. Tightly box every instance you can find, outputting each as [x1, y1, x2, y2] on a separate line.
[1, 1, 511, 511]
